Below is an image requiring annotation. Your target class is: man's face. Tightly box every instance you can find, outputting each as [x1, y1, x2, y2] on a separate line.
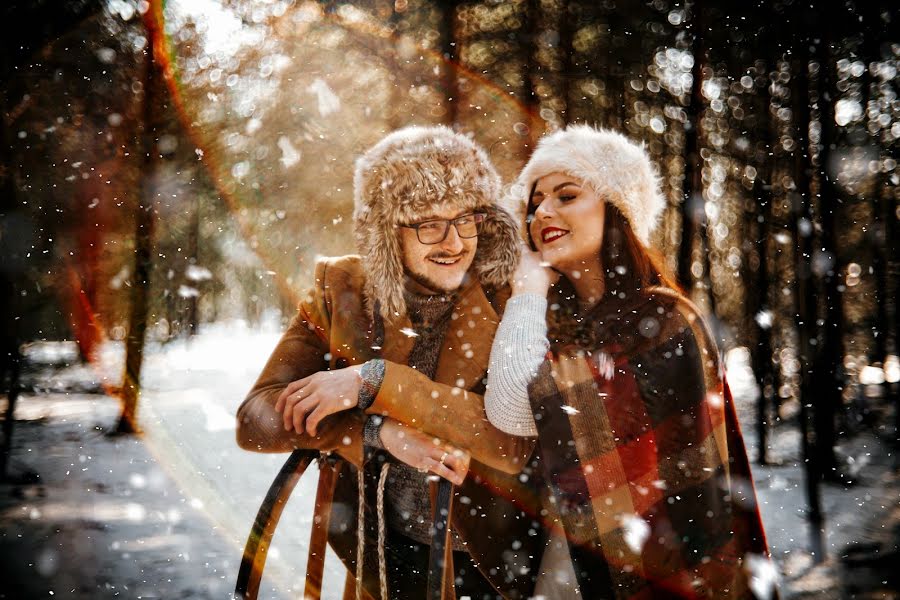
[399, 208, 479, 294]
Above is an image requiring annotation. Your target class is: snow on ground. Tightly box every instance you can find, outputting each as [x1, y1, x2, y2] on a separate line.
[3, 321, 898, 599]
[1, 394, 251, 599]
[725, 348, 898, 599]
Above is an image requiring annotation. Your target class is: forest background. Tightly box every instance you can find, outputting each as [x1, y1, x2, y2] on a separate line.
[0, 0, 897, 598]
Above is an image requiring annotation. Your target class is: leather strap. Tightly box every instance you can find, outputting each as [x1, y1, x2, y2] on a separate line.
[427, 477, 456, 600]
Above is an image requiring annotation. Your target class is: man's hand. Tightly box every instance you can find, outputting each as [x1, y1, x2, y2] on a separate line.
[380, 420, 470, 486]
[512, 242, 559, 296]
[274, 366, 363, 436]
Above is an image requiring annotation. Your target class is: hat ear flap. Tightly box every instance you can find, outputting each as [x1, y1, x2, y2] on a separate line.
[358, 215, 407, 322]
[472, 204, 520, 289]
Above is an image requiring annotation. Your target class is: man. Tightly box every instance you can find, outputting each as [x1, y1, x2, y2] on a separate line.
[237, 126, 538, 599]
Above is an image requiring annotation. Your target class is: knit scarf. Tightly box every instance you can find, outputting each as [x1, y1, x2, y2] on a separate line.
[403, 287, 457, 379]
[381, 286, 468, 551]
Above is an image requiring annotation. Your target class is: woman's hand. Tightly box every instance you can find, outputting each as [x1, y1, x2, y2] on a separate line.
[379, 420, 470, 485]
[274, 366, 363, 436]
[512, 242, 559, 296]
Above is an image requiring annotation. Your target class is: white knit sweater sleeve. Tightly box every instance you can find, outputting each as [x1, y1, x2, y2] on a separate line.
[485, 293, 549, 437]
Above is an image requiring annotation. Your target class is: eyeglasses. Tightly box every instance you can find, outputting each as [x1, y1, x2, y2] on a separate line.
[400, 212, 486, 245]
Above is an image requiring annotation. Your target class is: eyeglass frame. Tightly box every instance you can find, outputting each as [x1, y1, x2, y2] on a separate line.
[399, 212, 487, 245]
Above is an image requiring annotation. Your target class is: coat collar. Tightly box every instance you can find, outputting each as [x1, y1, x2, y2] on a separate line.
[380, 276, 499, 389]
[433, 280, 499, 389]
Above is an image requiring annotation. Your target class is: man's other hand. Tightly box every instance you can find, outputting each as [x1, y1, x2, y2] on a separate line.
[274, 366, 363, 436]
[380, 420, 470, 486]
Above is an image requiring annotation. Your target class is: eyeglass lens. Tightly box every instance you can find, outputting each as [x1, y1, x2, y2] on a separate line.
[417, 214, 482, 244]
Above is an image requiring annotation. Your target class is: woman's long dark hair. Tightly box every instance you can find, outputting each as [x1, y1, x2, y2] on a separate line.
[599, 203, 682, 300]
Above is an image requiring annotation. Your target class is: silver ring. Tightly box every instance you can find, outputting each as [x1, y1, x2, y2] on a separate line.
[439, 452, 449, 466]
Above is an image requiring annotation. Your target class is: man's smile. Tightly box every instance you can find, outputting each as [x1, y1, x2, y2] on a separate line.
[428, 253, 466, 266]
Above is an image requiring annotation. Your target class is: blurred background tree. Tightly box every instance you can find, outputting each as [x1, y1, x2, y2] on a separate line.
[1, 0, 897, 562]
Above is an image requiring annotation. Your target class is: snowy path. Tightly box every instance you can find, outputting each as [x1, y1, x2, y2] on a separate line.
[9, 321, 351, 599]
[1, 393, 278, 599]
[7, 320, 898, 598]
[137, 321, 351, 599]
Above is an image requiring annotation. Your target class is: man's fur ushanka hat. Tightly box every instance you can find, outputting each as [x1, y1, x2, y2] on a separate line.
[515, 125, 666, 246]
[353, 126, 518, 321]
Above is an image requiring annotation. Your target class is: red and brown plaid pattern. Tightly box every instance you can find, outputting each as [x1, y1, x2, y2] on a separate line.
[529, 288, 772, 599]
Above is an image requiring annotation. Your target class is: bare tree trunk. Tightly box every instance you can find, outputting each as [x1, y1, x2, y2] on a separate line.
[0, 346, 21, 481]
[384, 1, 404, 131]
[558, 0, 573, 126]
[439, 0, 459, 126]
[0, 0, 108, 468]
[186, 193, 200, 337]
[0, 54, 21, 480]
[750, 179, 775, 465]
[604, 10, 625, 131]
[677, 0, 704, 293]
[117, 8, 163, 434]
[791, 43, 826, 562]
[860, 4, 898, 416]
[520, 0, 541, 158]
[810, 31, 844, 479]
[747, 30, 781, 466]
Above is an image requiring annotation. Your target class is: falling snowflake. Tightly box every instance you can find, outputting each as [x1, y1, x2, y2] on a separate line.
[185, 264, 213, 282]
[745, 553, 779, 600]
[277, 136, 301, 168]
[619, 513, 650, 554]
[594, 351, 615, 380]
[178, 285, 200, 298]
[308, 78, 341, 116]
[755, 310, 773, 329]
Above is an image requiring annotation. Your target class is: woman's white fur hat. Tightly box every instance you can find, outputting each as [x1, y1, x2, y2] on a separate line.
[516, 125, 665, 245]
[354, 125, 518, 321]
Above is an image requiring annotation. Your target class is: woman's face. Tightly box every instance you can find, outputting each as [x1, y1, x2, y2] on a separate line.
[529, 172, 605, 273]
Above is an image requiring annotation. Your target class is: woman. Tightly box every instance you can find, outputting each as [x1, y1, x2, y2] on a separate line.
[485, 125, 773, 599]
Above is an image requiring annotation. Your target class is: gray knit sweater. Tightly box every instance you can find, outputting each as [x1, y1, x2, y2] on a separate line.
[483, 293, 549, 437]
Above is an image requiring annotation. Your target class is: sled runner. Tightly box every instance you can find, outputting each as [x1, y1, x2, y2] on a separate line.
[235, 449, 456, 600]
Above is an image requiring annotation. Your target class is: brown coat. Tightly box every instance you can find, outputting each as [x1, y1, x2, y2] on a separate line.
[237, 255, 540, 599]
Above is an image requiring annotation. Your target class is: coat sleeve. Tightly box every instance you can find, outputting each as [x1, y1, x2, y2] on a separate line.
[366, 362, 536, 474]
[236, 259, 365, 467]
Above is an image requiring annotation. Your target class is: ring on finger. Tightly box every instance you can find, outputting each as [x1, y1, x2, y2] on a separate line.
[439, 451, 449, 466]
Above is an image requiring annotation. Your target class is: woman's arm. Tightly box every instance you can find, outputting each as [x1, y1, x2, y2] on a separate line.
[484, 243, 557, 436]
[484, 293, 548, 436]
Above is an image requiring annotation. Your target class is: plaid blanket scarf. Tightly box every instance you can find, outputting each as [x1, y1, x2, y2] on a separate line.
[527, 287, 772, 599]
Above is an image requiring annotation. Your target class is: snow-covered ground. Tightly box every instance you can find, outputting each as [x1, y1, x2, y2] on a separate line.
[10, 319, 350, 599]
[4, 320, 898, 599]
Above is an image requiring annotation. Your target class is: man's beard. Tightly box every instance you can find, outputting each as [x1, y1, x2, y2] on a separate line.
[404, 254, 471, 294]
